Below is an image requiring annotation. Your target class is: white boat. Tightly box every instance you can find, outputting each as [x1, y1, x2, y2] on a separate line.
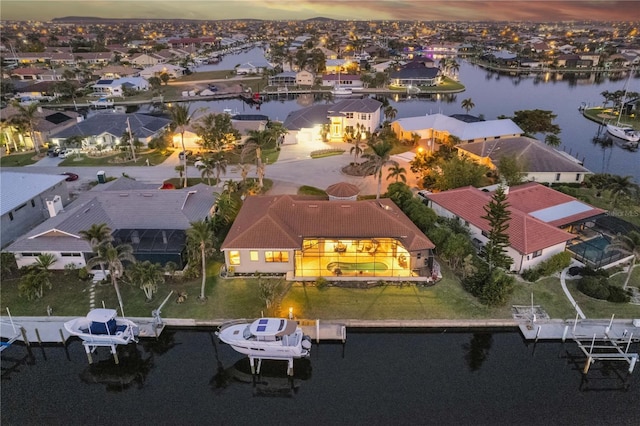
[606, 123, 640, 143]
[331, 86, 353, 96]
[216, 318, 311, 359]
[64, 309, 138, 345]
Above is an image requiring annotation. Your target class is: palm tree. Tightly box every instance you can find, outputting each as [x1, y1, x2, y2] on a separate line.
[236, 163, 252, 186]
[242, 128, 273, 171]
[211, 152, 228, 186]
[86, 243, 136, 316]
[127, 261, 165, 301]
[168, 103, 199, 188]
[33, 253, 57, 272]
[607, 231, 640, 289]
[606, 175, 637, 207]
[174, 165, 185, 186]
[386, 164, 407, 183]
[350, 141, 364, 163]
[79, 223, 113, 275]
[11, 101, 41, 154]
[197, 156, 216, 185]
[383, 105, 397, 122]
[361, 139, 398, 200]
[461, 98, 475, 114]
[186, 220, 216, 301]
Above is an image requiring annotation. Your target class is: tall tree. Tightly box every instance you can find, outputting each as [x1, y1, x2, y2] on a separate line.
[461, 98, 475, 114]
[509, 109, 561, 140]
[361, 138, 398, 200]
[86, 243, 136, 317]
[386, 164, 407, 183]
[168, 103, 200, 188]
[496, 154, 526, 186]
[480, 186, 512, 273]
[186, 220, 216, 301]
[605, 175, 638, 208]
[79, 223, 114, 276]
[11, 101, 41, 153]
[607, 231, 640, 289]
[193, 113, 240, 152]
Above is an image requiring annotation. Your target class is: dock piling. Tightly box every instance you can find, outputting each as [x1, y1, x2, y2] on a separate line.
[20, 327, 30, 347]
[562, 325, 569, 342]
[35, 328, 42, 345]
[59, 329, 66, 345]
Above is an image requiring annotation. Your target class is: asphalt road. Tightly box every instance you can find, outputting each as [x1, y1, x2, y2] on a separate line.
[4, 142, 419, 197]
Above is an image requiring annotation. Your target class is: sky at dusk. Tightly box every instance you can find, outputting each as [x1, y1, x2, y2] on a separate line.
[1, 1, 637, 22]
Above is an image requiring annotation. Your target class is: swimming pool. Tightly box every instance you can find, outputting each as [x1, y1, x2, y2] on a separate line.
[568, 235, 622, 268]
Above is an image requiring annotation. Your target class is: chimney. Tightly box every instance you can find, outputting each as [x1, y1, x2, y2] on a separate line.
[46, 195, 63, 217]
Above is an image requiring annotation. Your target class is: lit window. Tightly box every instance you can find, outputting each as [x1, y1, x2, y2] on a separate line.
[250, 251, 259, 261]
[265, 251, 289, 262]
[229, 251, 240, 265]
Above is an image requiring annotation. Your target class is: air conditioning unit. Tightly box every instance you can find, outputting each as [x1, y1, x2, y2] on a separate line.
[46, 195, 63, 217]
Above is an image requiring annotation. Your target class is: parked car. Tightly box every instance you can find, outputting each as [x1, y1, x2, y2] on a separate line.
[61, 172, 79, 182]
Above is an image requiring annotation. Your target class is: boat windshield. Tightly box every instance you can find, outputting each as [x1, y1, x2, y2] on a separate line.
[243, 325, 253, 339]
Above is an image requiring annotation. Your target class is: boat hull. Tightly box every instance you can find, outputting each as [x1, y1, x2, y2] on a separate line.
[64, 317, 138, 345]
[606, 124, 640, 143]
[217, 320, 310, 359]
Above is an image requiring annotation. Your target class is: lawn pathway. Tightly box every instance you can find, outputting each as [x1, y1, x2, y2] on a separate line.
[560, 266, 586, 319]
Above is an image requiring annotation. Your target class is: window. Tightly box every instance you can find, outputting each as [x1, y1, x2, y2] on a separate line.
[15, 203, 27, 212]
[229, 251, 240, 265]
[21, 252, 42, 257]
[61, 253, 82, 257]
[250, 251, 259, 261]
[9, 212, 13, 221]
[555, 173, 561, 181]
[265, 251, 289, 262]
[31, 199, 35, 207]
[360, 113, 367, 120]
[576, 173, 581, 181]
[345, 112, 354, 119]
[532, 249, 542, 258]
[481, 230, 489, 238]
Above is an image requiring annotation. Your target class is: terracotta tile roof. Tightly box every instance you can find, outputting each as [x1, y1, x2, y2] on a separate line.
[325, 182, 360, 198]
[426, 185, 575, 254]
[221, 195, 434, 251]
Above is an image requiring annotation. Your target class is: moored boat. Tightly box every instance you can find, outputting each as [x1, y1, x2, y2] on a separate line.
[331, 86, 353, 96]
[64, 308, 138, 345]
[216, 318, 311, 359]
[606, 123, 640, 143]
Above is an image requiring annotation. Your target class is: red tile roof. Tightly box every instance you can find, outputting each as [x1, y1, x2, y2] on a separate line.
[426, 185, 577, 254]
[222, 195, 434, 251]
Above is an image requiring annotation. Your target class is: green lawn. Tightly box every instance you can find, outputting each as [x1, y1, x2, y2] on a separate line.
[3, 260, 638, 321]
[58, 149, 174, 167]
[0, 151, 40, 167]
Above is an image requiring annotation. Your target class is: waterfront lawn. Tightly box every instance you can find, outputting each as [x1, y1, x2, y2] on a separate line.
[565, 279, 640, 319]
[58, 149, 173, 167]
[508, 277, 578, 319]
[0, 273, 95, 317]
[0, 151, 40, 167]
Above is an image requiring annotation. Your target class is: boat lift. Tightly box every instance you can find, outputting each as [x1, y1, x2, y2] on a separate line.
[567, 314, 639, 375]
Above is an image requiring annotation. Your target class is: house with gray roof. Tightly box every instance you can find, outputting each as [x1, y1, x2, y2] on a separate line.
[457, 136, 593, 184]
[49, 112, 171, 150]
[283, 98, 382, 144]
[391, 113, 523, 150]
[5, 178, 217, 270]
[1, 172, 70, 248]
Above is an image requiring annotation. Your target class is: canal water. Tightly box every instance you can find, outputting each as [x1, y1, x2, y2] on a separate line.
[184, 48, 640, 182]
[2, 329, 639, 425]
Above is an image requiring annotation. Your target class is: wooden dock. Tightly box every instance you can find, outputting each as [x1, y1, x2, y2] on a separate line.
[298, 319, 346, 343]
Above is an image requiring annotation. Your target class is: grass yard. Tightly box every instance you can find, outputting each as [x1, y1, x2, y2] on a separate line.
[565, 279, 640, 319]
[58, 149, 174, 167]
[0, 151, 40, 167]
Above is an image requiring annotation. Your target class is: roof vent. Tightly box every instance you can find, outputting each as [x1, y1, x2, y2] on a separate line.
[119, 193, 129, 197]
[308, 204, 318, 208]
[340, 205, 351, 208]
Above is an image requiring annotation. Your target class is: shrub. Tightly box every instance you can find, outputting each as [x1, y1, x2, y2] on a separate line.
[607, 286, 631, 303]
[578, 266, 609, 278]
[521, 268, 542, 282]
[315, 276, 328, 289]
[577, 276, 610, 300]
[78, 267, 89, 280]
[537, 251, 572, 276]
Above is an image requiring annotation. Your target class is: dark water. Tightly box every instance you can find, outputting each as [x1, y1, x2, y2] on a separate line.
[185, 48, 640, 183]
[2, 329, 639, 425]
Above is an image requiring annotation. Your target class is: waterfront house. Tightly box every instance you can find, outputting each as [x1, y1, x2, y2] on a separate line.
[49, 112, 170, 151]
[0, 105, 82, 149]
[425, 183, 606, 273]
[0, 172, 70, 248]
[457, 136, 592, 184]
[139, 64, 185, 80]
[321, 74, 363, 89]
[5, 179, 217, 270]
[236, 61, 273, 75]
[91, 77, 149, 97]
[390, 113, 523, 150]
[221, 195, 436, 281]
[282, 98, 382, 145]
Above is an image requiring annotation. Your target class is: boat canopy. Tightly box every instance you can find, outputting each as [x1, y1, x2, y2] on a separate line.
[249, 318, 297, 337]
[86, 308, 117, 323]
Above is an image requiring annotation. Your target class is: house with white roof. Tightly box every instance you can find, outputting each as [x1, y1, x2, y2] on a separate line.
[1, 172, 70, 248]
[91, 77, 149, 97]
[282, 98, 382, 145]
[5, 179, 217, 269]
[425, 183, 606, 273]
[391, 113, 523, 150]
[236, 61, 273, 75]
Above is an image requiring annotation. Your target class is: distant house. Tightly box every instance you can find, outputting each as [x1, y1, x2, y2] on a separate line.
[91, 77, 149, 97]
[282, 98, 382, 144]
[390, 113, 523, 150]
[425, 183, 606, 273]
[389, 60, 441, 87]
[221, 195, 436, 282]
[1, 172, 70, 248]
[5, 179, 218, 269]
[269, 72, 297, 87]
[129, 52, 166, 67]
[321, 74, 363, 89]
[457, 137, 592, 184]
[138, 63, 185, 80]
[296, 70, 315, 86]
[49, 113, 171, 150]
[236, 61, 273, 75]
[75, 52, 113, 65]
[9, 67, 46, 81]
[97, 66, 141, 80]
[324, 59, 347, 74]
